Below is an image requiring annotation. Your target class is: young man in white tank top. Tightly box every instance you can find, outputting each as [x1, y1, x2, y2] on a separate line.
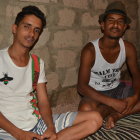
[78, 1, 140, 129]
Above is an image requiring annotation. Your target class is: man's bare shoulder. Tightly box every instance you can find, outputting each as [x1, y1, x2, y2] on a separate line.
[123, 40, 135, 48]
[123, 40, 137, 57]
[123, 39, 132, 44]
[123, 40, 136, 51]
[80, 42, 96, 65]
[82, 42, 95, 55]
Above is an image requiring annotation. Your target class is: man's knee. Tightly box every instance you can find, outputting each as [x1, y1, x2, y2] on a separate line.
[88, 111, 103, 125]
[78, 102, 92, 111]
[85, 111, 103, 134]
[92, 111, 103, 126]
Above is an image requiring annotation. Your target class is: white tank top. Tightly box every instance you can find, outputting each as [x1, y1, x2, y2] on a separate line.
[89, 38, 126, 91]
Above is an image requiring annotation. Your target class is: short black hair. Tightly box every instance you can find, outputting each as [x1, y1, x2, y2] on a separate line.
[15, 5, 46, 29]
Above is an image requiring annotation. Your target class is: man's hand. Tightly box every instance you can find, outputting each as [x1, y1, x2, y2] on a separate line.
[14, 130, 41, 140]
[41, 128, 57, 140]
[110, 98, 127, 113]
[122, 95, 138, 114]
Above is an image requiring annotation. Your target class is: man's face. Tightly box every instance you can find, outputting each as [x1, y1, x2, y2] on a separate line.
[101, 13, 127, 39]
[12, 14, 42, 49]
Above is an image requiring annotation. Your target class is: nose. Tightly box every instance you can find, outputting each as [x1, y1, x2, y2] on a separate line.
[29, 28, 35, 37]
[113, 20, 119, 27]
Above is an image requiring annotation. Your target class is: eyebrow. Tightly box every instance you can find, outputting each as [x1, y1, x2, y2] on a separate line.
[21, 22, 41, 30]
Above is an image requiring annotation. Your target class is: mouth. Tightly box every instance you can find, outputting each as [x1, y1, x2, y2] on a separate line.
[110, 28, 121, 33]
[25, 37, 35, 44]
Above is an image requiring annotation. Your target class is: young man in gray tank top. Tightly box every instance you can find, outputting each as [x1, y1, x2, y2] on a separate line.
[77, 1, 140, 129]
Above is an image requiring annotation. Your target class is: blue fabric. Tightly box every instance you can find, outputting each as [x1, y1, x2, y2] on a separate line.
[31, 112, 77, 135]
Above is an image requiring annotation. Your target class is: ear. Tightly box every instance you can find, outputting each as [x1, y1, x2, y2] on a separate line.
[12, 24, 17, 34]
[124, 24, 129, 31]
[100, 22, 105, 31]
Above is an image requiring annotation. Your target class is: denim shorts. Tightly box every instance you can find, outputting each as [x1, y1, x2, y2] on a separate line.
[98, 82, 134, 99]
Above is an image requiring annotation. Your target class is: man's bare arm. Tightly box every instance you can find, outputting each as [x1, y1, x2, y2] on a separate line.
[0, 112, 21, 138]
[122, 41, 140, 114]
[125, 41, 140, 97]
[0, 112, 41, 140]
[37, 83, 56, 139]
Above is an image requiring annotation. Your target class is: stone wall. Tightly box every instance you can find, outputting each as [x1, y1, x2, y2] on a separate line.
[0, 0, 139, 106]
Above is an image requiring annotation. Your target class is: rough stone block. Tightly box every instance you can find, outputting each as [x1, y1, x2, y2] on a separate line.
[52, 30, 82, 48]
[20, 0, 58, 3]
[87, 29, 103, 41]
[81, 13, 99, 27]
[63, 0, 88, 9]
[126, 3, 137, 19]
[130, 19, 137, 30]
[6, 5, 21, 17]
[93, 0, 108, 10]
[47, 72, 59, 91]
[58, 8, 75, 26]
[0, 34, 4, 44]
[125, 30, 137, 44]
[62, 67, 77, 87]
[56, 50, 77, 68]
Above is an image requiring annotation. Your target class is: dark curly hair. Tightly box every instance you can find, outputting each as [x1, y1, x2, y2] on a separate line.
[15, 5, 46, 29]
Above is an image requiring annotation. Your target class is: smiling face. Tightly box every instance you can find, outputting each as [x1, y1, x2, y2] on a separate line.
[100, 13, 128, 40]
[12, 14, 42, 50]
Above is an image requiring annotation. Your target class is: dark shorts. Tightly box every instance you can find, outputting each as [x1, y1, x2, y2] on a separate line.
[98, 82, 134, 99]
